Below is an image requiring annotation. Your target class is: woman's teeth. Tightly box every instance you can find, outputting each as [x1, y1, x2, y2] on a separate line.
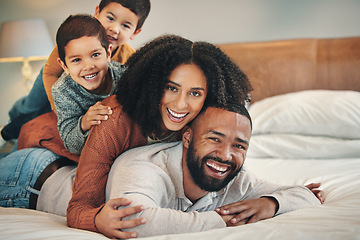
[168, 109, 187, 119]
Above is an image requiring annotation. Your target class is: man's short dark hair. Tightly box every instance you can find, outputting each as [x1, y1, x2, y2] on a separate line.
[196, 102, 252, 130]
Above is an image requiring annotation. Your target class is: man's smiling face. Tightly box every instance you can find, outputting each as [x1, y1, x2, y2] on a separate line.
[184, 107, 251, 192]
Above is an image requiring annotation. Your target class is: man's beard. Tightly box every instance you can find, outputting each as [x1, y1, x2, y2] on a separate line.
[186, 141, 242, 192]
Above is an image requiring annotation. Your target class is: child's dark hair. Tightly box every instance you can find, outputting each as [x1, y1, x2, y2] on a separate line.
[116, 34, 253, 138]
[56, 14, 109, 65]
[98, 0, 151, 30]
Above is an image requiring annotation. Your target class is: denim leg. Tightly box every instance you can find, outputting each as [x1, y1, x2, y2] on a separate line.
[0, 148, 61, 208]
[8, 66, 51, 119]
[1, 66, 52, 140]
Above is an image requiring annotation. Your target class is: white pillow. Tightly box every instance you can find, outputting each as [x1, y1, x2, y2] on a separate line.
[247, 134, 360, 159]
[249, 90, 360, 139]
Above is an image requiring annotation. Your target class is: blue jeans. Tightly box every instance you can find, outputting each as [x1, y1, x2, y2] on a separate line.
[8, 66, 50, 119]
[0, 148, 60, 208]
[1, 66, 51, 140]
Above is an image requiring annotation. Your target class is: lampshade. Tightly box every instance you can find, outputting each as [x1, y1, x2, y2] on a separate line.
[0, 19, 54, 90]
[0, 19, 54, 59]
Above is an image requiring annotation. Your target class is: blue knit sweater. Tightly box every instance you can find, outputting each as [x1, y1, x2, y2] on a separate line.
[52, 61, 126, 154]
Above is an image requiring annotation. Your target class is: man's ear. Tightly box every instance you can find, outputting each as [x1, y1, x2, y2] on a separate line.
[182, 126, 192, 149]
[130, 29, 142, 40]
[57, 58, 69, 75]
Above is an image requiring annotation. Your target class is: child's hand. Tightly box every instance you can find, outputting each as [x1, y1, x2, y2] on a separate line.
[215, 197, 278, 226]
[80, 101, 112, 133]
[95, 198, 146, 239]
[305, 182, 324, 204]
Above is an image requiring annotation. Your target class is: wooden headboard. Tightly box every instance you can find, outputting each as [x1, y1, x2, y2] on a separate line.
[218, 37, 360, 103]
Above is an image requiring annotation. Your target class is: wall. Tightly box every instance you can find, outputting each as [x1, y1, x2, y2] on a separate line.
[0, 0, 359, 125]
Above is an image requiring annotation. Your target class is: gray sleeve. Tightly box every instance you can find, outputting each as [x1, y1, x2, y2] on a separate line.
[263, 185, 321, 215]
[106, 156, 226, 238]
[119, 194, 225, 238]
[52, 80, 88, 154]
[228, 170, 321, 215]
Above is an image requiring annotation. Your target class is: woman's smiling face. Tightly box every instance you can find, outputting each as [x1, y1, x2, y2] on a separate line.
[159, 63, 208, 133]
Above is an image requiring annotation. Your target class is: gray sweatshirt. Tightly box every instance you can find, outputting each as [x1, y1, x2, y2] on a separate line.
[106, 142, 321, 238]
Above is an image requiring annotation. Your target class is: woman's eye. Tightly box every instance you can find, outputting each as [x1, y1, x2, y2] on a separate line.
[167, 86, 177, 92]
[190, 91, 201, 97]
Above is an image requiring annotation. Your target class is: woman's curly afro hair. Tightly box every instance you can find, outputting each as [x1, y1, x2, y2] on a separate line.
[116, 34, 252, 137]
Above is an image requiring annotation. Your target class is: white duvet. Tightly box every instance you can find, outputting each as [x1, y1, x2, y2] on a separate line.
[1, 90, 359, 240]
[1, 157, 359, 240]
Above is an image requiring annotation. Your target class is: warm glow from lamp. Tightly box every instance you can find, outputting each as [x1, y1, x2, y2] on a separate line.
[0, 19, 54, 90]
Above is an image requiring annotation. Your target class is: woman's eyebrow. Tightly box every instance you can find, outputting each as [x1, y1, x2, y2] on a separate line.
[167, 80, 181, 87]
[191, 87, 206, 91]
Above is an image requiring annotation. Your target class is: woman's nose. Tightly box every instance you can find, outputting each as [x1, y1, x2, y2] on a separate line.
[174, 93, 188, 109]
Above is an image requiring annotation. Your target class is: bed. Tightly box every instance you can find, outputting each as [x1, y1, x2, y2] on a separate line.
[1, 36, 360, 240]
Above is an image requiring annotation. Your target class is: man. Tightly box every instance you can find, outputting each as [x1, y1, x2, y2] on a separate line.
[106, 103, 321, 238]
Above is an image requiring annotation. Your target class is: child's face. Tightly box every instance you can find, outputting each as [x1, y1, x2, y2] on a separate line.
[94, 2, 141, 51]
[58, 36, 112, 93]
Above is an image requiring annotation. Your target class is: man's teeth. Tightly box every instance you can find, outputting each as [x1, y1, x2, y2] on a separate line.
[168, 109, 186, 118]
[84, 73, 96, 80]
[206, 161, 228, 172]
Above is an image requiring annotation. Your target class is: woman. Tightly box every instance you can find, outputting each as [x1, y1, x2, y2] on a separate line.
[0, 35, 252, 239]
[67, 35, 252, 238]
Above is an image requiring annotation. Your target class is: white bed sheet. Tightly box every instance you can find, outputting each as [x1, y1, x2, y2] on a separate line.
[2, 90, 359, 239]
[1, 156, 359, 240]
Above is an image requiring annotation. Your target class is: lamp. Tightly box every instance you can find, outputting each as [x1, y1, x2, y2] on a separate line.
[0, 19, 54, 90]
